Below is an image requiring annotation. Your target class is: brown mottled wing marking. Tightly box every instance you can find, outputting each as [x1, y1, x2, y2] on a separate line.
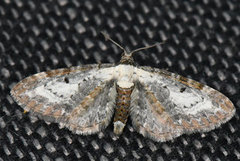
[130, 82, 184, 142]
[11, 64, 117, 134]
[157, 68, 235, 128]
[64, 80, 117, 134]
[130, 66, 235, 142]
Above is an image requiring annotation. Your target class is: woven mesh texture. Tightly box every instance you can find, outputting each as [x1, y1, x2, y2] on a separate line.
[1, 0, 240, 160]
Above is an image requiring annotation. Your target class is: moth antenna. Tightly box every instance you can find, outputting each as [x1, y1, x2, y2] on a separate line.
[129, 41, 165, 56]
[101, 32, 127, 52]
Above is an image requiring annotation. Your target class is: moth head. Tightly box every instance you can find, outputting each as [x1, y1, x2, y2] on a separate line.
[119, 51, 135, 65]
[101, 31, 164, 65]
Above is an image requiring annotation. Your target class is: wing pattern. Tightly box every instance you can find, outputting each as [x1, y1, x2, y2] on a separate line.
[130, 66, 235, 142]
[11, 64, 117, 134]
[11, 63, 235, 142]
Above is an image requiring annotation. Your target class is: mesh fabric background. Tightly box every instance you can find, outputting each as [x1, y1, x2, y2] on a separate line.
[0, 0, 240, 160]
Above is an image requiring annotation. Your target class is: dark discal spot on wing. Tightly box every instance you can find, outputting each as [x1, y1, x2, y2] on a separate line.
[134, 66, 236, 142]
[11, 65, 100, 98]
[180, 87, 186, 93]
[64, 77, 69, 83]
[11, 64, 113, 116]
[10, 64, 118, 135]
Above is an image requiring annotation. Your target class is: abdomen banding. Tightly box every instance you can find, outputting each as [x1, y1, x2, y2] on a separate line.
[113, 84, 134, 135]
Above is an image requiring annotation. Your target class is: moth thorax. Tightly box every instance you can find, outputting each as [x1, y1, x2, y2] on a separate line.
[113, 85, 134, 135]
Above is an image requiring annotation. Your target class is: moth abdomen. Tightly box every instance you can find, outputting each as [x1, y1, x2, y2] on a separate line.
[113, 85, 134, 135]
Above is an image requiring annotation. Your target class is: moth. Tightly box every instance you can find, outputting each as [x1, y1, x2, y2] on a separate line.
[11, 33, 235, 142]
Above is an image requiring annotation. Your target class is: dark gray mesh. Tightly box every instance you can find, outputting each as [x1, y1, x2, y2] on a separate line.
[0, 0, 239, 160]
